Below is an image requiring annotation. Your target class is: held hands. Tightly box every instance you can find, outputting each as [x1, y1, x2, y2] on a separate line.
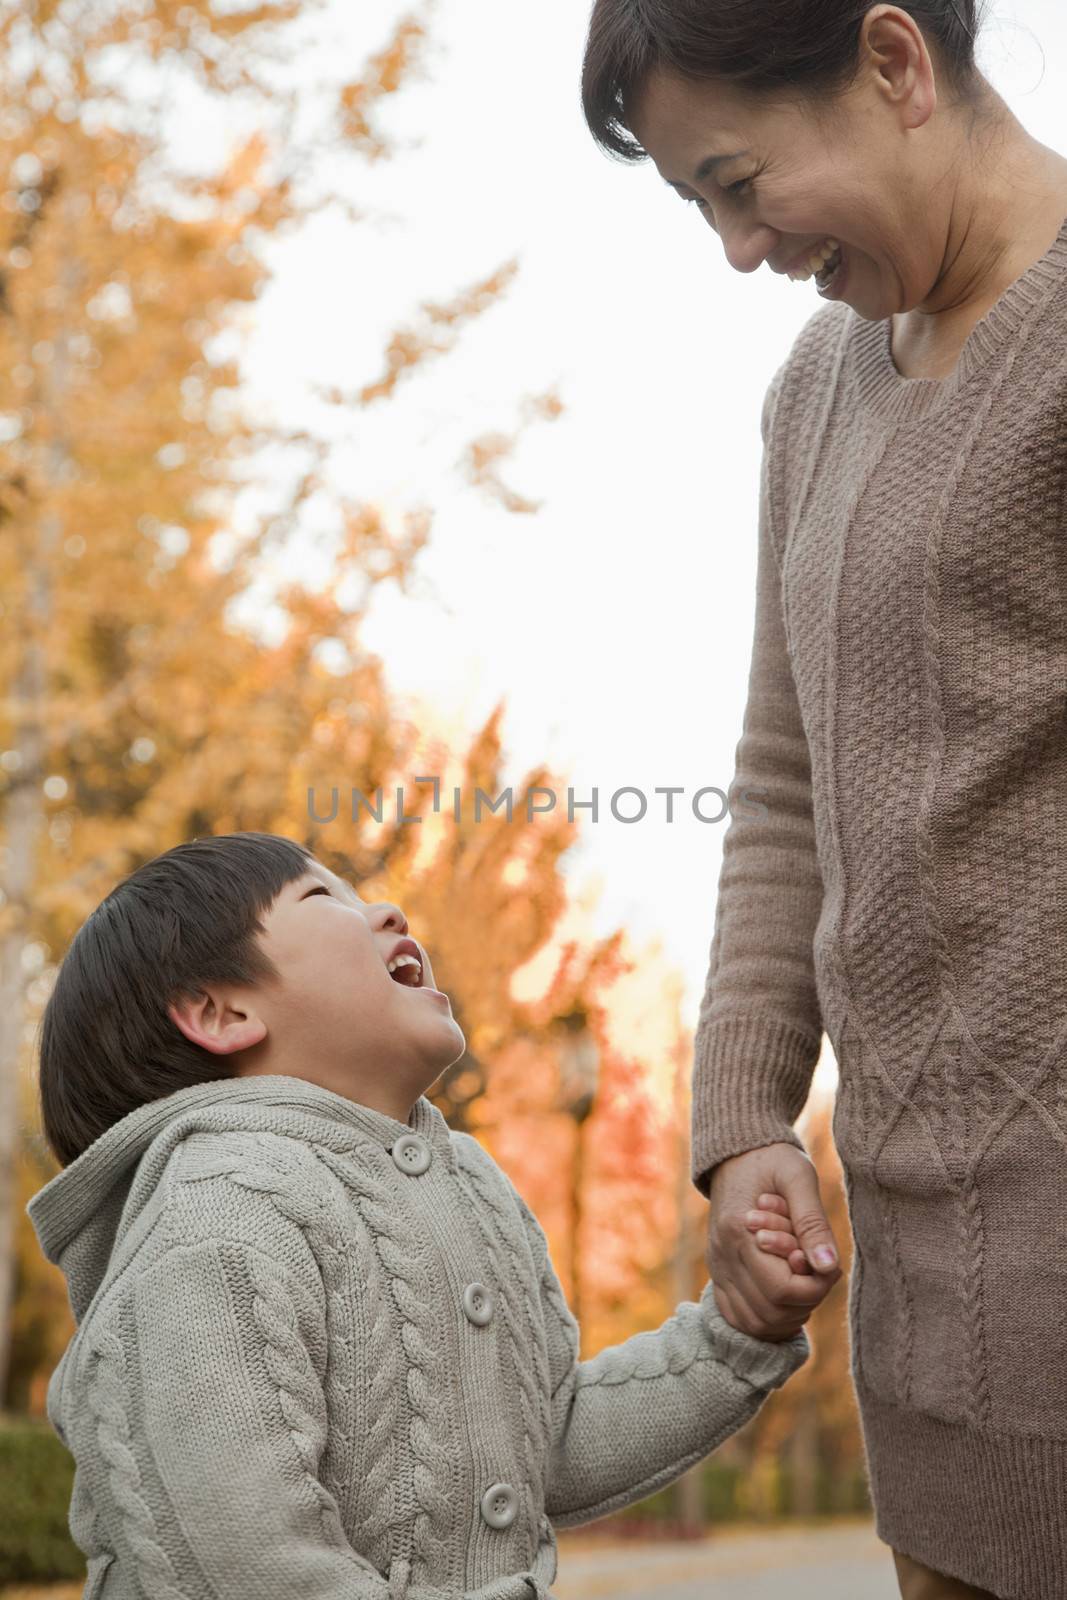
[704, 1142, 843, 1343]
[744, 1192, 816, 1275]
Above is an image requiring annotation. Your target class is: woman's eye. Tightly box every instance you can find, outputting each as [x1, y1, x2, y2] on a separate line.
[683, 176, 752, 210]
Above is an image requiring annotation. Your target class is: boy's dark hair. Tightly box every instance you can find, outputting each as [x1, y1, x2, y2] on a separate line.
[581, 0, 991, 164]
[37, 831, 315, 1168]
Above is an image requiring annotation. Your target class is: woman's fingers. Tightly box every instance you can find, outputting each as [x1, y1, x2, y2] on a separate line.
[737, 1232, 823, 1325]
[714, 1265, 807, 1341]
[745, 1202, 822, 1280]
[742, 1226, 838, 1308]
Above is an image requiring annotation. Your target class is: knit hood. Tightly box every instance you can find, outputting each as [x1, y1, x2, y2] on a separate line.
[27, 1073, 454, 1326]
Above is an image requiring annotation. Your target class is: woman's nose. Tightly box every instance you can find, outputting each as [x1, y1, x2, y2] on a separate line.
[721, 231, 773, 275]
[712, 216, 777, 275]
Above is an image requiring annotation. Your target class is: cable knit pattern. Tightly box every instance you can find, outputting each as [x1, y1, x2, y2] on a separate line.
[312, 1141, 459, 1576]
[496, 1184, 579, 1403]
[85, 1329, 185, 1600]
[575, 1297, 719, 1387]
[182, 1137, 360, 1528]
[689, 213, 1067, 1598]
[247, 1247, 348, 1547]
[313, 1148, 403, 1576]
[452, 1139, 551, 1554]
[28, 1075, 808, 1598]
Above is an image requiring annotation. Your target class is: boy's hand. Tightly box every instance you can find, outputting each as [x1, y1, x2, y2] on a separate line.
[744, 1192, 812, 1276]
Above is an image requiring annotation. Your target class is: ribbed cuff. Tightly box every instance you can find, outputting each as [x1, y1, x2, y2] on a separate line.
[690, 1013, 822, 1198]
[698, 1281, 810, 1389]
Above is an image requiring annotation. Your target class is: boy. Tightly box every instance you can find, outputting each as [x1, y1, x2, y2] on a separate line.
[28, 831, 811, 1600]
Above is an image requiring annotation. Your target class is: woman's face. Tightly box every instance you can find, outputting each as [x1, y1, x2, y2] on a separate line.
[627, 63, 883, 302]
[623, 10, 1006, 323]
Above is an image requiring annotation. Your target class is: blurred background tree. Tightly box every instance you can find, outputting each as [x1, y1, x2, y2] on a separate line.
[0, 0, 561, 1405]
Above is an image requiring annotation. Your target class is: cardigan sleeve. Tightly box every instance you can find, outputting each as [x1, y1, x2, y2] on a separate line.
[511, 1191, 810, 1529]
[690, 364, 826, 1199]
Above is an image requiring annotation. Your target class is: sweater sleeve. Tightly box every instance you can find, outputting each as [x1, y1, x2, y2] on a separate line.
[690, 365, 826, 1199]
[513, 1194, 810, 1530]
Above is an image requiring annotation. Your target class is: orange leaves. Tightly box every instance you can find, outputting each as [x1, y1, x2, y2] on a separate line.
[353, 259, 521, 406]
[338, 13, 433, 161]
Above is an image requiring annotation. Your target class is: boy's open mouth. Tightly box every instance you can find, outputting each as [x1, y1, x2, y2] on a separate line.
[385, 937, 424, 987]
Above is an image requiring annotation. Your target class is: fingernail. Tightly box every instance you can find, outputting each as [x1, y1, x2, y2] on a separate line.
[814, 1247, 837, 1270]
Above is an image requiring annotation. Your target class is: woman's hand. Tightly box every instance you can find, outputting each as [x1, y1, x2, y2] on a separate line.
[704, 1142, 843, 1342]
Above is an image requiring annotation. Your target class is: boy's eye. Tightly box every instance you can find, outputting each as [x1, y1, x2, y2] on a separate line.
[302, 886, 331, 899]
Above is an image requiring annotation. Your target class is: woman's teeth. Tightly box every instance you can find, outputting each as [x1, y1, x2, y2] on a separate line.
[788, 237, 841, 282]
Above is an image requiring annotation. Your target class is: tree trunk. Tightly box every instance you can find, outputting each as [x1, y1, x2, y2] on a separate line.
[0, 195, 77, 1402]
[671, 1032, 706, 1538]
[788, 1394, 820, 1516]
[0, 538, 52, 1403]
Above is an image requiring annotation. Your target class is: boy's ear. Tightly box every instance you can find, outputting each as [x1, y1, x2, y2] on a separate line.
[166, 989, 267, 1055]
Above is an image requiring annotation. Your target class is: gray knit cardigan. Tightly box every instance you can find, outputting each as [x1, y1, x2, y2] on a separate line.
[27, 1074, 809, 1600]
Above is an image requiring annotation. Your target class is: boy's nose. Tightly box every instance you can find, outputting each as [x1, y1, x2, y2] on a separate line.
[371, 901, 408, 936]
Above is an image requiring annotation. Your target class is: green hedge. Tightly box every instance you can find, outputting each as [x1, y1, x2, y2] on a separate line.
[0, 1415, 85, 1585]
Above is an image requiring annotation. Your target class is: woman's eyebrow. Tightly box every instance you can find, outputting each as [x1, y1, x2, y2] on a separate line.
[693, 150, 749, 181]
[662, 150, 750, 191]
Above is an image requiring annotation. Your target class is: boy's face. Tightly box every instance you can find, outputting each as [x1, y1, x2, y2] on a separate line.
[167, 858, 466, 1123]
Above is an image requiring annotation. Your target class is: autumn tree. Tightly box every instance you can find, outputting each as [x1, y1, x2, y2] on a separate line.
[0, 0, 563, 1404]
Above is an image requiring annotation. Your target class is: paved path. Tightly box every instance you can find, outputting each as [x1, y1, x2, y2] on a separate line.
[553, 1518, 901, 1600]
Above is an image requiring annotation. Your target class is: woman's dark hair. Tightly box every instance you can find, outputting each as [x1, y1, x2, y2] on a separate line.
[582, 0, 990, 163]
[37, 831, 316, 1168]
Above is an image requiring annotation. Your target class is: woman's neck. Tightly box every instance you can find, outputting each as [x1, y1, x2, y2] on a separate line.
[894, 124, 1067, 366]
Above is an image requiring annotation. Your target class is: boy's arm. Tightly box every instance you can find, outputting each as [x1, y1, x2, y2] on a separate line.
[512, 1191, 810, 1529]
[113, 1235, 540, 1600]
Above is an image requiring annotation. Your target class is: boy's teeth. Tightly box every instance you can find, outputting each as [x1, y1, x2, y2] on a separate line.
[387, 953, 422, 984]
[788, 237, 840, 282]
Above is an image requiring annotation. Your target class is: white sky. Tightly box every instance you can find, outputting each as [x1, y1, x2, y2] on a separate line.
[166, 0, 1065, 1094]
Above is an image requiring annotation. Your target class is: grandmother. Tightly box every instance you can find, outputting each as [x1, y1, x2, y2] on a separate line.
[580, 4, 1067, 1598]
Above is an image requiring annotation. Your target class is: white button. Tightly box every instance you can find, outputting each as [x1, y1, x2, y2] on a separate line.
[480, 1481, 518, 1530]
[391, 1133, 431, 1175]
[463, 1281, 494, 1326]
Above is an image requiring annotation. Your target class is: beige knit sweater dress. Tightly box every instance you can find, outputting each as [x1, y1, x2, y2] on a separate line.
[690, 210, 1067, 1599]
